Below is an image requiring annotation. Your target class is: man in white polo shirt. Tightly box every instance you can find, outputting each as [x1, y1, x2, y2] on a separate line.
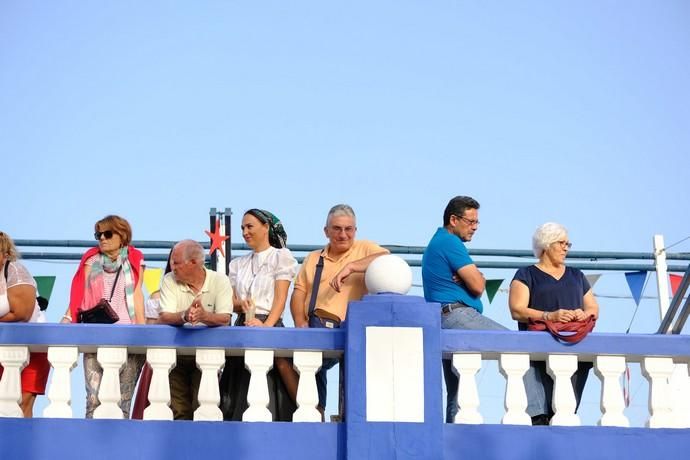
[158, 239, 232, 419]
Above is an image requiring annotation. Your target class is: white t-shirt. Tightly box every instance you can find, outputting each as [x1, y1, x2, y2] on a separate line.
[0, 261, 41, 322]
[228, 247, 298, 316]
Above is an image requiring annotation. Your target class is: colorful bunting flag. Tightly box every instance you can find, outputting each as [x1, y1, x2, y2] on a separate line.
[624, 271, 647, 306]
[669, 274, 684, 297]
[485, 279, 503, 304]
[585, 274, 601, 291]
[143, 267, 163, 296]
[33, 276, 56, 300]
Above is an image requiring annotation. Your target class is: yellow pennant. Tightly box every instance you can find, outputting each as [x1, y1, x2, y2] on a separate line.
[143, 267, 163, 296]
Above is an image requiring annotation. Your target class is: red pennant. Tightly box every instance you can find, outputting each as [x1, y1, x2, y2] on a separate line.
[669, 274, 684, 297]
[205, 220, 229, 257]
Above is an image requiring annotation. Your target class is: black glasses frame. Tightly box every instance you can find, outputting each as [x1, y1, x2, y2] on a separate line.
[94, 230, 115, 241]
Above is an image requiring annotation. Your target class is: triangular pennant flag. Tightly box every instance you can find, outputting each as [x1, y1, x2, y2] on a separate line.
[585, 274, 601, 291]
[143, 267, 163, 296]
[625, 271, 647, 306]
[33, 276, 56, 301]
[485, 279, 503, 304]
[669, 274, 684, 297]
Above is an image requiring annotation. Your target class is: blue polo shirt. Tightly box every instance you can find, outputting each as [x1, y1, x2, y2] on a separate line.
[422, 227, 483, 313]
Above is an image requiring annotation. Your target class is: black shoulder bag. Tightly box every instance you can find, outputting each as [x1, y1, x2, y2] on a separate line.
[77, 266, 122, 324]
[307, 255, 341, 328]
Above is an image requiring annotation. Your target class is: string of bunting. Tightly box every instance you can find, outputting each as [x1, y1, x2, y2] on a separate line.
[412, 271, 686, 305]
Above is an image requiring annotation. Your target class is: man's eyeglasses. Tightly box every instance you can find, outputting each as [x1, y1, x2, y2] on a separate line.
[555, 240, 572, 249]
[94, 230, 115, 240]
[454, 215, 480, 227]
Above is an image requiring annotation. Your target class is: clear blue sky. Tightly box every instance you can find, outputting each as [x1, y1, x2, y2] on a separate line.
[2, 1, 689, 424]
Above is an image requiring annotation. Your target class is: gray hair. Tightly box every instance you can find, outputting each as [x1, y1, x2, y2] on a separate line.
[175, 239, 205, 264]
[325, 204, 356, 227]
[532, 222, 568, 258]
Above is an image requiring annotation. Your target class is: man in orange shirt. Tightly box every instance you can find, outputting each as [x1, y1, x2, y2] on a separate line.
[290, 204, 389, 414]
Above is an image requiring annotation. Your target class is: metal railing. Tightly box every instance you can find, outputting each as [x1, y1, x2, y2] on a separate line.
[14, 239, 690, 271]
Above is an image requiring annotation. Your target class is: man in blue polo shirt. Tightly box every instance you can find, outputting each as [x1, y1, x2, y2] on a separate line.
[422, 196, 546, 424]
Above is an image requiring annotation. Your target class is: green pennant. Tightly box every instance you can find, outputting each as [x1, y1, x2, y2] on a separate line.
[485, 279, 503, 304]
[34, 276, 56, 300]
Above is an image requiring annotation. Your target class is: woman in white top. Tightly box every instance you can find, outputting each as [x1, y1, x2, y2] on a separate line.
[221, 209, 299, 421]
[0, 231, 50, 417]
[229, 209, 297, 327]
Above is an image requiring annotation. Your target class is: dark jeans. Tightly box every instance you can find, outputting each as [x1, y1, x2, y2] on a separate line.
[530, 360, 592, 417]
[309, 314, 341, 411]
[441, 304, 547, 422]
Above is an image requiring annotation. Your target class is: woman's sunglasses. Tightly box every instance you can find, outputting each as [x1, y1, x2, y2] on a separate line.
[94, 230, 115, 240]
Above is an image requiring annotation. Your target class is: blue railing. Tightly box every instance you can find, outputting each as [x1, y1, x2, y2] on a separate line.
[2, 294, 690, 459]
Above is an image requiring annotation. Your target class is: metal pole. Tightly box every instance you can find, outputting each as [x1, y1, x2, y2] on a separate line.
[209, 208, 217, 271]
[216, 209, 226, 276]
[654, 234, 670, 319]
[224, 207, 232, 274]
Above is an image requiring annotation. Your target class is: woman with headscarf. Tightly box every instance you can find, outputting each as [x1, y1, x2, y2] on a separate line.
[220, 209, 299, 421]
[0, 231, 50, 417]
[62, 215, 145, 418]
[508, 222, 599, 425]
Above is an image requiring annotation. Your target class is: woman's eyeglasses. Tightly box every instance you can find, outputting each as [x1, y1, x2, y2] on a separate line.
[94, 230, 115, 240]
[555, 240, 573, 249]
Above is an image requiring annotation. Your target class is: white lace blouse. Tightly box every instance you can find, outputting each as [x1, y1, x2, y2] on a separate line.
[0, 261, 41, 322]
[228, 247, 298, 316]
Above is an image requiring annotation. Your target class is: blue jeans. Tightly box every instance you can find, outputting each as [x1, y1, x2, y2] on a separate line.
[441, 305, 547, 422]
[529, 360, 591, 418]
[309, 314, 341, 410]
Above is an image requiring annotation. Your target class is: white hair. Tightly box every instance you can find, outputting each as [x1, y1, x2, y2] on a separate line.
[532, 222, 568, 258]
[175, 239, 205, 264]
[325, 204, 356, 227]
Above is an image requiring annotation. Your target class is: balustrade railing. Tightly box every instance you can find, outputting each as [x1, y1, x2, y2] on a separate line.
[1, 327, 688, 428]
[3, 294, 690, 460]
[443, 329, 690, 428]
[0, 323, 344, 422]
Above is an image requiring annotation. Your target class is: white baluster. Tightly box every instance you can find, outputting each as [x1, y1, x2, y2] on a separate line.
[93, 347, 127, 419]
[193, 349, 225, 421]
[453, 353, 483, 424]
[43, 347, 78, 418]
[547, 354, 580, 426]
[143, 348, 176, 421]
[594, 355, 629, 427]
[642, 357, 675, 428]
[499, 353, 531, 425]
[292, 351, 322, 422]
[670, 363, 690, 428]
[242, 349, 274, 422]
[0, 346, 28, 417]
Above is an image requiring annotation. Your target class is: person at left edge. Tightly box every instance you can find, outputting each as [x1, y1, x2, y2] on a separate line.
[0, 231, 50, 417]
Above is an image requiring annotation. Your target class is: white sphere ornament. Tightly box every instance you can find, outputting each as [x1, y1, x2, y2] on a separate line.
[365, 255, 412, 295]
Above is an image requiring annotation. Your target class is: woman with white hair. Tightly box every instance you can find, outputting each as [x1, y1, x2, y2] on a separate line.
[508, 222, 599, 425]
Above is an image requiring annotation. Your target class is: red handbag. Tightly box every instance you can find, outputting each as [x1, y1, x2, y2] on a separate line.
[527, 315, 596, 344]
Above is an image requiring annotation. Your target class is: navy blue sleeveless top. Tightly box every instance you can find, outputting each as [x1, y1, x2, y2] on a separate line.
[512, 265, 591, 331]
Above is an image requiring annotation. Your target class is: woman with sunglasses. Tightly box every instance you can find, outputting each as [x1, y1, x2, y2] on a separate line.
[0, 231, 50, 417]
[221, 209, 299, 421]
[62, 215, 145, 418]
[508, 222, 599, 425]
